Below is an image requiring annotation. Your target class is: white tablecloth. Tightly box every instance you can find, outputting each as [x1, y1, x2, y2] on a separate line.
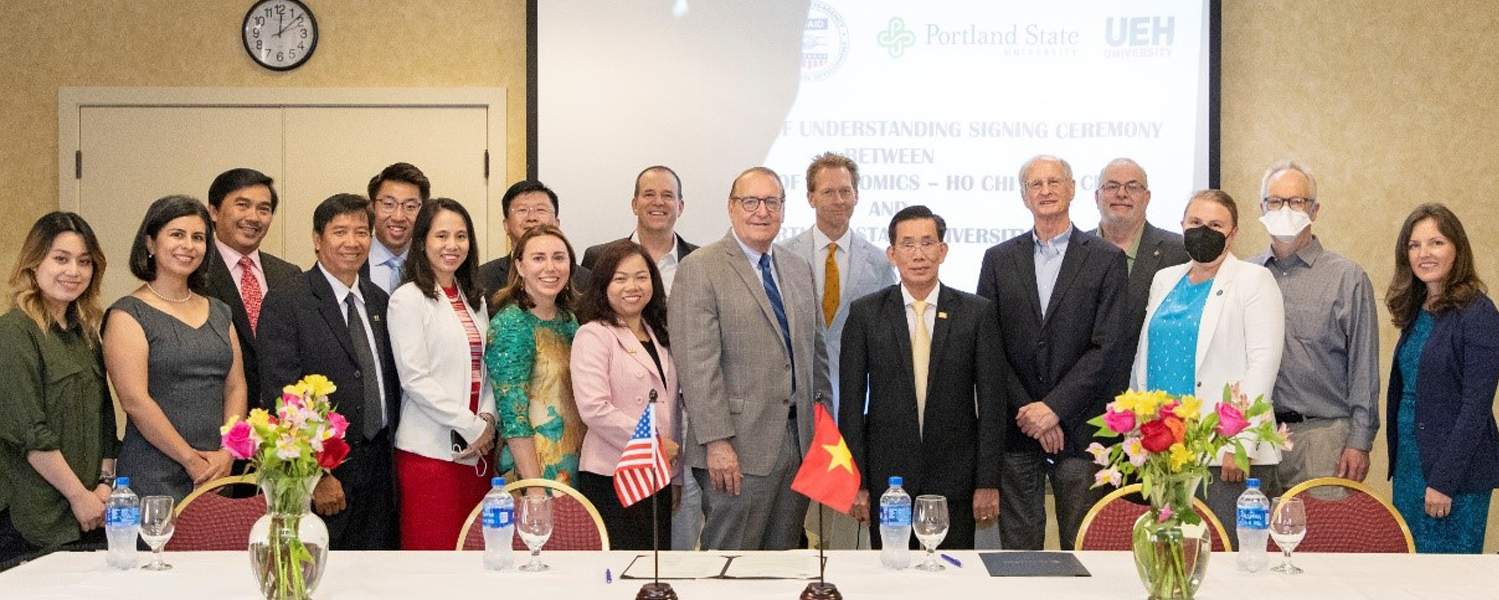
[4, 550, 1497, 599]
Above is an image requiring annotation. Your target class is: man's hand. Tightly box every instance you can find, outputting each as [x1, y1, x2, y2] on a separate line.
[973, 488, 1000, 523]
[706, 439, 742, 496]
[1336, 448, 1370, 482]
[663, 439, 681, 465]
[1219, 451, 1246, 483]
[1425, 487, 1453, 519]
[671, 484, 681, 513]
[850, 489, 871, 525]
[1017, 402, 1060, 438]
[312, 474, 346, 516]
[1039, 426, 1065, 454]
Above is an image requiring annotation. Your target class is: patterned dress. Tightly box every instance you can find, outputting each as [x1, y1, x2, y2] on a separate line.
[486, 304, 583, 486]
[1146, 274, 1214, 397]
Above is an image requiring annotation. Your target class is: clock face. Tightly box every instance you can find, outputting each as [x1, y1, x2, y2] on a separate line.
[243, 0, 319, 71]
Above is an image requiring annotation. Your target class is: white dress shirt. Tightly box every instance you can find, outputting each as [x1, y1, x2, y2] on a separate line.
[316, 263, 388, 428]
[900, 283, 939, 340]
[367, 238, 408, 297]
[215, 238, 266, 296]
[810, 226, 851, 299]
[629, 230, 681, 297]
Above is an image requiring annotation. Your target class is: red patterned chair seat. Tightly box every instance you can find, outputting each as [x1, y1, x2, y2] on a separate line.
[166, 476, 266, 551]
[1076, 484, 1231, 552]
[457, 478, 609, 551]
[1272, 477, 1413, 553]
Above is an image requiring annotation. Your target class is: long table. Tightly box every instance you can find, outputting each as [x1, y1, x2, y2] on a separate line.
[4, 550, 1497, 599]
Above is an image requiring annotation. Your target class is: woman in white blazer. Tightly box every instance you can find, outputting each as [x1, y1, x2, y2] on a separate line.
[387, 199, 497, 550]
[1130, 189, 1285, 536]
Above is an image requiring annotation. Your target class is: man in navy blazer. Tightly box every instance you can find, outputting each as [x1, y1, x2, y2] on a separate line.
[258, 194, 403, 550]
[976, 155, 1129, 551]
[580, 166, 699, 295]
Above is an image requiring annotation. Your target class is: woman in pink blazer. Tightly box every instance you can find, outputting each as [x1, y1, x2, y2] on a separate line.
[571, 241, 680, 550]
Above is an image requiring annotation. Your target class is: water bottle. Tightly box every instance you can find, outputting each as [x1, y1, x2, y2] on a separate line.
[481, 477, 515, 570]
[1235, 477, 1270, 572]
[104, 476, 140, 570]
[879, 476, 912, 569]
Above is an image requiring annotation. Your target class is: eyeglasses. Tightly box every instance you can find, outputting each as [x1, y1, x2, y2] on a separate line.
[376, 198, 422, 215]
[510, 205, 556, 218]
[895, 239, 941, 255]
[1025, 178, 1072, 192]
[1099, 182, 1147, 196]
[1262, 196, 1315, 211]
[732, 196, 784, 213]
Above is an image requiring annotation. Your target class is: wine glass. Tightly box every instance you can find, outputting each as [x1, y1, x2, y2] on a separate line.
[517, 494, 553, 572]
[1269, 497, 1306, 574]
[912, 495, 949, 572]
[138, 496, 175, 571]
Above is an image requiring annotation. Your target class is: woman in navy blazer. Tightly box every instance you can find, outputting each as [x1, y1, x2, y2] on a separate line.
[1384, 203, 1499, 554]
[570, 241, 680, 550]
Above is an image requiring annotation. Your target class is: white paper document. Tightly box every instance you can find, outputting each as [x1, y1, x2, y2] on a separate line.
[721, 552, 823, 579]
[621, 553, 730, 580]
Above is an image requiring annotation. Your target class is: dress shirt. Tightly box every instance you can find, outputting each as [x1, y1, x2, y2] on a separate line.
[367, 239, 408, 297]
[214, 238, 267, 296]
[629, 230, 681, 297]
[900, 284, 939, 340]
[1252, 237, 1380, 450]
[317, 264, 388, 428]
[810, 227, 851, 301]
[1033, 224, 1073, 319]
[732, 231, 782, 290]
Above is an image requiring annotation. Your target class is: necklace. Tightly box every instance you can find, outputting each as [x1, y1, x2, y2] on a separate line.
[145, 282, 192, 303]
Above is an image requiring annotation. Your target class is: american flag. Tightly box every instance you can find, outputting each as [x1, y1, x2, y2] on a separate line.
[614, 403, 671, 508]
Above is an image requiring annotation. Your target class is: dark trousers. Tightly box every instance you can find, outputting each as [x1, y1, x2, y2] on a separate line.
[998, 452, 1105, 550]
[867, 491, 976, 550]
[0, 509, 105, 572]
[577, 470, 672, 550]
[323, 430, 398, 550]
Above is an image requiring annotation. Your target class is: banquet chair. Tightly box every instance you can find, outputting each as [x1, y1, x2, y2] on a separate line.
[1075, 483, 1232, 552]
[165, 474, 265, 551]
[456, 478, 610, 551]
[1276, 477, 1414, 553]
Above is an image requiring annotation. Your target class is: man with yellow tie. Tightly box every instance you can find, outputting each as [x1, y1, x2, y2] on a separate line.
[778, 152, 895, 548]
[837, 205, 1007, 550]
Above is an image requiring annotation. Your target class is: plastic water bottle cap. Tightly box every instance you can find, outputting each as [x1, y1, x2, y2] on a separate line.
[889, 476, 903, 487]
[1246, 478, 1260, 488]
[115, 476, 130, 488]
[492, 477, 506, 487]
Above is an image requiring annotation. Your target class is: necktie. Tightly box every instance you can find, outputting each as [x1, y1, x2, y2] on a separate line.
[344, 294, 384, 440]
[758, 253, 794, 370]
[822, 242, 840, 327]
[238, 256, 263, 335]
[912, 299, 931, 436]
[386, 255, 404, 293]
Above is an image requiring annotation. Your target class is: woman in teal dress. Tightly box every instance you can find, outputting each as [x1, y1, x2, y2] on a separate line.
[486, 224, 585, 487]
[1385, 204, 1499, 554]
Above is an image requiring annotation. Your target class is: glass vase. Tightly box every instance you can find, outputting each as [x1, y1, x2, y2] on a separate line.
[1131, 475, 1211, 600]
[248, 475, 329, 600]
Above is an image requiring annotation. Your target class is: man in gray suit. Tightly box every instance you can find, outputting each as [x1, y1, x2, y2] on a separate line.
[1091, 158, 1189, 393]
[669, 166, 831, 551]
[778, 152, 893, 549]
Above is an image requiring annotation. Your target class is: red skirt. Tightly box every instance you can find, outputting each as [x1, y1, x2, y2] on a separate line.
[396, 449, 493, 550]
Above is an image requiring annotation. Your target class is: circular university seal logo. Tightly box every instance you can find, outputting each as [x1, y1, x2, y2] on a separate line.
[801, 1, 849, 82]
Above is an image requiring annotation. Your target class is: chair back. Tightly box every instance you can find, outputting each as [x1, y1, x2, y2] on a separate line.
[165, 474, 265, 551]
[1075, 484, 1232, 552]
[456, 478, 610, 551]
[1275, 477, 1414, 553]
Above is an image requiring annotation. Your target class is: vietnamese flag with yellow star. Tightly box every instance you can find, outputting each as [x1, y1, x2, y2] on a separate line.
[791, 403, 861, 513]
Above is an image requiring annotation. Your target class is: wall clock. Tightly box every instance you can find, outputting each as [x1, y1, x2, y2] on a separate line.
[243, 0, 319, 71]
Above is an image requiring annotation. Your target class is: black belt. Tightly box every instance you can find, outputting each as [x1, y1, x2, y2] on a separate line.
[1275, 410, 1313, 424]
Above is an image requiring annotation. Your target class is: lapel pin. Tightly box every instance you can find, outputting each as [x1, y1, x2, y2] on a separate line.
[371, 315, 381, 322]
[1216, 290, 1224, 296]
[1153, 249, 1160, 256]
[937, 312, 948, 319]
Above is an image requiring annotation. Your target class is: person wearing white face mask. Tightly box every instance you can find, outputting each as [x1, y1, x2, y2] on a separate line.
[1250, 161, 1381, 493]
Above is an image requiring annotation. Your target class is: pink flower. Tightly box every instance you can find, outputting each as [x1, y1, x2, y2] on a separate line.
[1086, 442, 1110, 466]
[1157, 504, 1175, 523]
[281, 392, 303, 408]
[221, 420, 257, 459]
[1216, 402, 1250, 437]
[1103, 406, 1137, 434]
[1278, 422, 1295, 451]
[326, 412, 349, 438]
[1093, 466, 1123, 488]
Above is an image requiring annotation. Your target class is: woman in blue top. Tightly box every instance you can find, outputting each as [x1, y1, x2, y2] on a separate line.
[1384, 203, 1499, 554]
[1130, 190, 1285, 536]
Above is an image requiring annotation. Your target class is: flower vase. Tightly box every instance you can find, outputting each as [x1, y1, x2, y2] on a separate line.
[249, 475, 329, 600]
[1131, 475, 1211, 600]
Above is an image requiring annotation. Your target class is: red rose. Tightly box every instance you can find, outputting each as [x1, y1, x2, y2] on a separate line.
[1162, 415, 1186, 444]
[1140, 419, 1175, 452]
[317, 436, 350, 469]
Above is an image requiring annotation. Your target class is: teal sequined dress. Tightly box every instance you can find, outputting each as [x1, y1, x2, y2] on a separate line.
[485, 304, 583, 486]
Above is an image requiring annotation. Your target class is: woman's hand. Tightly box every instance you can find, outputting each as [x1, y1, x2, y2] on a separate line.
[1425, 487, 1453, 518]
[1219, 451, 1246, 483]
[195, 449, 234, 484]
[68, 491, 106, 531]
[662, 439, 680, 464]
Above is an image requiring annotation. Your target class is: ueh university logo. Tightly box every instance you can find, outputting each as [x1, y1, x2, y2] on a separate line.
[1104, 15, 1176, 58]
[802, 1, 850, 81]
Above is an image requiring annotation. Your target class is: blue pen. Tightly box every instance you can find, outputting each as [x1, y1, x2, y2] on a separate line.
[605, 568, 613, 584]
[940, 553, 963, 568]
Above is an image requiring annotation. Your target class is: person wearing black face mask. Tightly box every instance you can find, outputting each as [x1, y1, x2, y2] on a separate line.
[1128, 189, 1287, 540]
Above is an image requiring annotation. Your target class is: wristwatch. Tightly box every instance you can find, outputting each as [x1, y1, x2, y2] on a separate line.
[97, 471, 116, 488]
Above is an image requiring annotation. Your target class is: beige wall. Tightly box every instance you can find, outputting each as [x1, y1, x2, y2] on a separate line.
[2, 0, 1496, 551]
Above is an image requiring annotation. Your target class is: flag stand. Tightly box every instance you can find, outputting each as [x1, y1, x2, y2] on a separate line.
[800, 502, 842, 600]
[637, 390, 676, 600]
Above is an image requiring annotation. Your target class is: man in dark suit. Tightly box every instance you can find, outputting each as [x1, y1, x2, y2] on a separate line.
[202, 168, 301, 411]
[840, 205, 1006, 549]
[580, 165, 699, 296]
[476, 179, 591, 301]
[257, 194, 403, 550]
[1091, 158, 1190, 393]
[976, 155, 1129, 551]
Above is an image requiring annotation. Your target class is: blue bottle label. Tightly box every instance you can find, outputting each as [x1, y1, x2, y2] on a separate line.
[1237, 506, 1268, 530]
[106, 506, 140, 527]
[881, 505, 911, 527]
[483, 506, 513, 528]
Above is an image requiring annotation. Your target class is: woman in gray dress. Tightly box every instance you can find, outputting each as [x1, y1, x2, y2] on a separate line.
[103, 196, 247, 502]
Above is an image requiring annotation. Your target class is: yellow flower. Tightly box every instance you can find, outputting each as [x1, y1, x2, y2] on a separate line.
[282, 382, 308, 398]
[1168, 443, 1193, 471]
[1173, 395, 1202, 419]
[247, 409, 273, 430]
[1114, 389, 1158, 418]
[299, 374, 337, 398]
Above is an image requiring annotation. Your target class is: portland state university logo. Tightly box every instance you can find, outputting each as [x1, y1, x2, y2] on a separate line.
[877, 17, 916, 58]
[802, 1, 849, 82]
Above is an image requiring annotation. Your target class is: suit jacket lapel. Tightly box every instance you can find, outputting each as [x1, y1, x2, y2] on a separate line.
[209, 256, 253, 340]
[309, 265, 360, 364]
[609, 324, 667, 388]
[721, 236, 789, 358]
[1131, 226, 1165, 294]
[1012, 235, 1044, 324]
[1042, 229, 1090, 325]
[1195, 258, 1237, 369]
[924, 285, 955, 402]
[883, 288, 915, 386]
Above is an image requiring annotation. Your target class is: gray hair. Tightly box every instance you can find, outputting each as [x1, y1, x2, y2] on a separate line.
[1096, 157, 1150, 190]
[1018, 154, 1073, 189]
[1260, 160, 1318, 201]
